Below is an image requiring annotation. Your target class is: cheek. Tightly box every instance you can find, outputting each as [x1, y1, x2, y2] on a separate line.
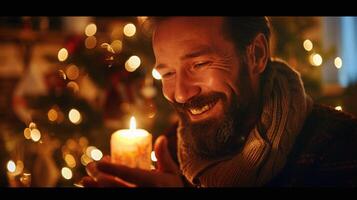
[202, 70, 239, 97]
[162, 82, 175, 102]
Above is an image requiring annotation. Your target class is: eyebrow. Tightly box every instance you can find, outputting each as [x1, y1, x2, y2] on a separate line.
[154, 46, 214, 70]
[180, 47, 213, 60]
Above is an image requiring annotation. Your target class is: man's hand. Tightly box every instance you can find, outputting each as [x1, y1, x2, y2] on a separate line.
[81, 136, 184, 187]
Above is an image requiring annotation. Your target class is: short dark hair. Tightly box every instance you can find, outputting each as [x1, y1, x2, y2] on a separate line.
[222, 17, 271, 53]
[151, 17, 271, 55]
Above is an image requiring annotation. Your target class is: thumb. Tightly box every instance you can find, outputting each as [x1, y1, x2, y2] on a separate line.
[154, 135, 180, 174]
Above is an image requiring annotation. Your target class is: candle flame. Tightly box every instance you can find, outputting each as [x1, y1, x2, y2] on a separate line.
[130, 116, 136, 130]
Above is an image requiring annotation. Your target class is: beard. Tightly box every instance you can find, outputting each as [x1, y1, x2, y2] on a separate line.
[171, 90, 251, 159]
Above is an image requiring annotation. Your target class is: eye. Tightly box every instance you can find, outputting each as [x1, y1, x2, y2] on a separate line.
[162, 71, 176, 79]
[194, 61, 211, 69]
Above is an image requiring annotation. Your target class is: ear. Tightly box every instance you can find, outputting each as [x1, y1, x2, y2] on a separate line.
[246, 33, 269, 75]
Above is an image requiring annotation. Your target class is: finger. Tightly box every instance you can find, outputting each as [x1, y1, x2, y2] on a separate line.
[96, 161, 159, 186]
[86, 162, 100, 180]
[154, 135, 180, 174]
[81, 176, 99, 187]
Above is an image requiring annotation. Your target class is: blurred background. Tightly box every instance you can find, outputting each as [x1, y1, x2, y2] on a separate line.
[0, 16, 356, 187]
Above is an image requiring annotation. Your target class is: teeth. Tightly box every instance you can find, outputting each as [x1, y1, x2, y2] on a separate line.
[189, 105, 210, 115]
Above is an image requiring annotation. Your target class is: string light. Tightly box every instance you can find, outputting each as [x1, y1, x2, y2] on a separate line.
[29, 122, 36, 129]
[58, 70, 67, 80]
[61, 167, 73, 180]
[58, 48, 68, 62]
[80, 154, 92, 166]
[334, 57, 343, 69]
[68, 108, 81, 124]
[85, 23, 97, 37]
[90, 149, 103, 161]
[123, 23, 136, 37]
[335, 106, 343, 111]
[100, 43, 115, 54]
[7, 160, 16, 173]
[30, 128, 41, 142]
[24, 128, 31, 139]
[303, 39, 313, 51]
[152, 68, 162, 80]
[48, 108, 58, 122]
[85, 146, 96, 157]
[125, 55, 141, 72]
[64, 154, 76, 168]
[310, 53, 323, 66]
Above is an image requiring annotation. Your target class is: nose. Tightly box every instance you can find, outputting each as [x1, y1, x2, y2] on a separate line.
[174, 71, 201, 104]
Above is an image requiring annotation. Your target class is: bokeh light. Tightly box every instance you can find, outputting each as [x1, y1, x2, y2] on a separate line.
[123, 23, 136, 37]
[58, 48, 68, 62]
[303, 39, 313, 51]
[85, 23, 97, 37]
[61, 167, 73, 180]
[68, 108, 81, 124]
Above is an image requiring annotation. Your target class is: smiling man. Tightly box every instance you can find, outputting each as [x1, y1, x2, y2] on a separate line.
[82, 17, 357, 187]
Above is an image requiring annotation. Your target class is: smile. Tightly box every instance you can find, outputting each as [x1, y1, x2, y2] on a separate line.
[188, 100, 218, 116]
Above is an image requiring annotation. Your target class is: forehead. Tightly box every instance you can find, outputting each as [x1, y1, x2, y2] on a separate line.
[153, 17, 227, 57]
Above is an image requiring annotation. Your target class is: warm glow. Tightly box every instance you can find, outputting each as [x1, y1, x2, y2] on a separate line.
[85, 23, 97, 37]
[61, 167, 73, 180]
[152, 68, 162, 80]
[310, 53, 323, 66]
[123, 23, 136, 37]
[130, 116, 136, 130]
[29, 122, 36, 129]
[67, 81, 79, 93]
[64, 154, 76, 168]
[7, 160, 16, 173]
[58, 48, 68, 62]
[303, 39, 313, 51]
[151, 151, 157, 162]
[335, 106, 343, 111]
[58, 70, 67, 80]
[81, 154, 92, 166]
[30, 128, 41, 142]
[90, 149, 103, 161]
[125, 55, 141, 72]
[100, 43, 115, 54]
[47, 108, 58, 122]
[68, 108, 81, 124]
[66, 64, 80, 80]
[85, 36, 97, 49]
[24, 128, 31, 139]
[85, 146, 96, 157]
[111, 40, 122, 53]
[334, 57, 343, 69]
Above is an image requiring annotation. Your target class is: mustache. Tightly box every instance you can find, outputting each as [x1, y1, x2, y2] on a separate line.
[170, 92, 226, 113]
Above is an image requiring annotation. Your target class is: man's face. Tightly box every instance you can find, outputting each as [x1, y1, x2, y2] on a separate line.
[153, 17, 255, 158]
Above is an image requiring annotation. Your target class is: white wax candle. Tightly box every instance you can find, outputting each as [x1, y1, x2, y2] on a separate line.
[111, 117, 152, 170]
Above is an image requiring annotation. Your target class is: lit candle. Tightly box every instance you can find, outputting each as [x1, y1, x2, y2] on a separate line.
[111, 116, 152, 170]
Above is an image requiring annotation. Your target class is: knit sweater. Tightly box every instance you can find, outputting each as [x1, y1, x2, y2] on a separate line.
[165, 104, 357, 187]
[267, 104, 357, 186]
